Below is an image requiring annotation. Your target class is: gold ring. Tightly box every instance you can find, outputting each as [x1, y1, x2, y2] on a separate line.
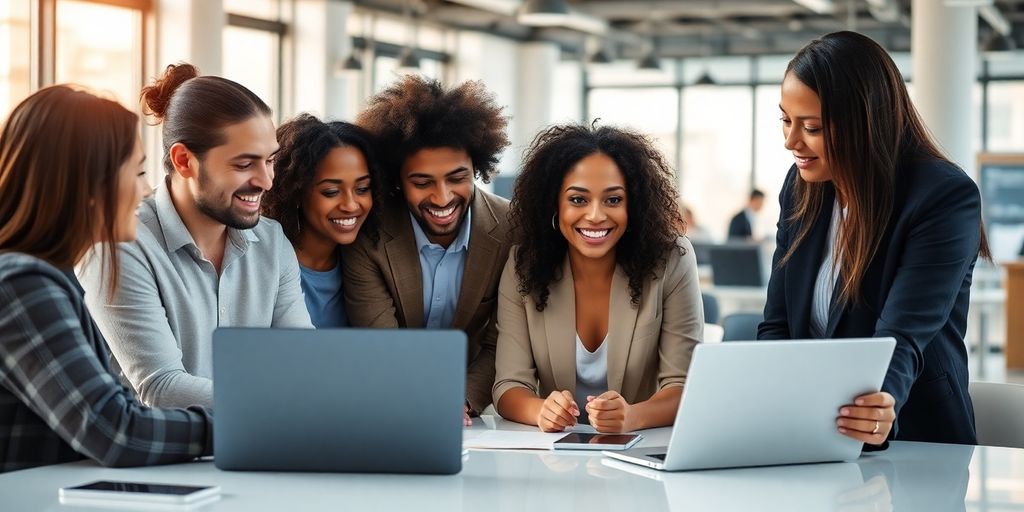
[872, 421, 880, 435]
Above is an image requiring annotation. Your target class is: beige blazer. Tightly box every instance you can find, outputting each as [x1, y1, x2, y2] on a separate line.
[493, 237, 703, 406]
[342, 189, 515, 412]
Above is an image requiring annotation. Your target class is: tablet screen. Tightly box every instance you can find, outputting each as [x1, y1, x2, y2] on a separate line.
[554, 433, 640, 446]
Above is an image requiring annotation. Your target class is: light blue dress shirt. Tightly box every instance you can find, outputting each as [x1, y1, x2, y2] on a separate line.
[300, 259, 347, 329]
[410, 207, 472, 328]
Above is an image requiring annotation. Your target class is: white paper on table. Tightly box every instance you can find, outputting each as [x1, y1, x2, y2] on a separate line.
[462, 430, 568, 450]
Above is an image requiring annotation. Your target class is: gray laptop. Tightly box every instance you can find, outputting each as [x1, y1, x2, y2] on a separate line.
[213, 327, 466, 474]
[604, 338, 895, 471]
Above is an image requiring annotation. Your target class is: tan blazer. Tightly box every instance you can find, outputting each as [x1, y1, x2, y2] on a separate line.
[342, 190, 515, 412]
[493, 237, 703, 406]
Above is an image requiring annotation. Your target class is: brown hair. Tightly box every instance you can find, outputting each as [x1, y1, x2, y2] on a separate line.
[141, 63, 272, 173]
[781, 31, 991, 306]
[0, 85, 138, 290]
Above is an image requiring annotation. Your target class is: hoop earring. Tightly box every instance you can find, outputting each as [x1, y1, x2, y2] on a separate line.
[551, 214, 558, 231]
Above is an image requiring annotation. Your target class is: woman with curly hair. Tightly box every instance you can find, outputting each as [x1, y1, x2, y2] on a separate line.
[344, 75, 516, 425]
[493, 123, 704, 433]
[262, 114, 379, 328]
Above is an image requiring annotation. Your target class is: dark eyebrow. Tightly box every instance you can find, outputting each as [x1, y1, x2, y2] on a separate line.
[316, 174, 371, 186]
[408, 167, 470, 179]
[566, 185, 625, 193]
[231, 148, 280, 161]
[779, 105, 820, 120]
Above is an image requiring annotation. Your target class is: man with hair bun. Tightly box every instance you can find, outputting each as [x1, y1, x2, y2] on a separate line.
[78, 63, 312, 411]
[345, 75, 515, 425]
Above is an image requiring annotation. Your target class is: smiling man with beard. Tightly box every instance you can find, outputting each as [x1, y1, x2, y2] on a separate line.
[77, 63, 312, 410]
[346, 75, 514, 425]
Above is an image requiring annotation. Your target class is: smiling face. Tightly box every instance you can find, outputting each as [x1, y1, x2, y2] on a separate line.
[301, 146, 373, 247]
[780, 72, 831, 183]
[400, 146, 475, 247]
[558, 152, 628, 262]
[112, 134, 152, 243]
[192, 115, 279, 229]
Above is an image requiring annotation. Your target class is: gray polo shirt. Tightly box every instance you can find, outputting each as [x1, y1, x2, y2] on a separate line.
[78, 182, 312, 410]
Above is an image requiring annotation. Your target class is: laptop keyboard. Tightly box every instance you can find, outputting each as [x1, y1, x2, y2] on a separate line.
[650, 453, 667, 461]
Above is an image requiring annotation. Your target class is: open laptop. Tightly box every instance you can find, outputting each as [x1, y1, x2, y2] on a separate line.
[213, 327, 466, 474]
[604, 338, 895, 471]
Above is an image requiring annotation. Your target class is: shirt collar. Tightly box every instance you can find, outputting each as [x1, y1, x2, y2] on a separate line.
[154, 179, 260, 255]
[410, 205, 472, 253]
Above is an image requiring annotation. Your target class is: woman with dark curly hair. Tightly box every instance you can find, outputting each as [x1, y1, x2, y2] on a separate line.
[262, 114, 379, 328]
[493, 123, 704, 433]
[344, 75, 517, 426]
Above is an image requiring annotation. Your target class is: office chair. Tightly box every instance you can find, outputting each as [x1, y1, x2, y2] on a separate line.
[721, 312, 763, 342]
[702, 292, 720, 324]
[969, 381, 1024, 448]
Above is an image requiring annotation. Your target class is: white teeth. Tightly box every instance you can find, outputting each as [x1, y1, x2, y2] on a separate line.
[331, 217, 357, 226]
[428, 206, 456, 218]
[236, 194, 260, 202]
[579, 229, 610, 239]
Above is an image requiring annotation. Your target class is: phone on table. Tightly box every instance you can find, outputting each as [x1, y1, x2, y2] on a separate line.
[59, 480, 220, 508]
[553, 432, 643, 451]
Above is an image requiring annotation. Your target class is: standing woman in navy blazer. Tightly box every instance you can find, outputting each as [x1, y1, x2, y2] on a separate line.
[759, 31, 989, 446]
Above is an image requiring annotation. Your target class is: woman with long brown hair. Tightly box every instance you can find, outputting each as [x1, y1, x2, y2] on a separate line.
[759, 31, 988, 446]
[0, 86, 212, 472]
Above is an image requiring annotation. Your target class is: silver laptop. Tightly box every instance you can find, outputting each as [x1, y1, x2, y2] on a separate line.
[604, 338, 895, 471]
[213, 327, 466, 474]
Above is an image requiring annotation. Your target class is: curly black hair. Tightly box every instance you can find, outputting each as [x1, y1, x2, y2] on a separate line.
[511, 123, 685, 311]
[262, 113, 381, 246]
[355, 75, 510, 195]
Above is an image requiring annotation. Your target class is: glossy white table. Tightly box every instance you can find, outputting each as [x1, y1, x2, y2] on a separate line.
[2, 416, 1022, 511]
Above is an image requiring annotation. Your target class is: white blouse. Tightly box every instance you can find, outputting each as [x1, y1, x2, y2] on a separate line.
[575, 333, 609, 423]
[809, 200, 846, 339]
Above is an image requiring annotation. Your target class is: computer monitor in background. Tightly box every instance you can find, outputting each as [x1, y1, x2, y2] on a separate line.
[709, 243, 764, 287]
[689, 242, 713, 266]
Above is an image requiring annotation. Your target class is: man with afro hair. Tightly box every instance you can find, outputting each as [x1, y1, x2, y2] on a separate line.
[344, 75, 514, 425]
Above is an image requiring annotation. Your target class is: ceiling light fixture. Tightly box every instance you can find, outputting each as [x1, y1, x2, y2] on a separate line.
[518, 0, 570, 26]
[792, 0, 836, 14]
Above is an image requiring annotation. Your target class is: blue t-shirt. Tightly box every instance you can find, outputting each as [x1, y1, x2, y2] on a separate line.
[299, 261, 347, 328]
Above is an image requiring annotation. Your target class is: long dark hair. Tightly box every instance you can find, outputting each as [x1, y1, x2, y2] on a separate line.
[511, 123, 684, 311]
[262, 113, 382, 245]
[781, 31, 991, 306]
[141, 63, 272, 173]
[0, 85, 138, 291]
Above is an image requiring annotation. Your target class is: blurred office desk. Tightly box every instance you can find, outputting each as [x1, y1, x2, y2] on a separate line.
[702, 284, 768, 318]
[1, 417, 1021, 511]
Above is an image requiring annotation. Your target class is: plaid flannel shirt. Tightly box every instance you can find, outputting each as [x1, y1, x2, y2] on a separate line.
[0, 252, 212, 473]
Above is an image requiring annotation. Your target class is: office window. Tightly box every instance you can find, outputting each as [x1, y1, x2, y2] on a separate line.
[0, 0, 30, 120]
[588, 87, 679, 171]
[551, 60, 582, 124]
[753, 84, 793, 241]
[55, 0, 143, 109]
[987, 81, 1024, 152]
[587, 60, 678, 87]
[373, 55, 443, 93]
[223, 0, 280, 19]
[680, 86, 753, 243]
[223, 25, 281, 116]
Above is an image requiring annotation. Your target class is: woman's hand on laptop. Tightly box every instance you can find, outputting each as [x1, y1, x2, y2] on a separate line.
[586, 391, 636, 433]
[836, 391, 896, 445]
[538, 390, 579, 432]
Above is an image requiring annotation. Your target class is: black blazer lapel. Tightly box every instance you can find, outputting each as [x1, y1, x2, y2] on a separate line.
[785, 184, 837, 339]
